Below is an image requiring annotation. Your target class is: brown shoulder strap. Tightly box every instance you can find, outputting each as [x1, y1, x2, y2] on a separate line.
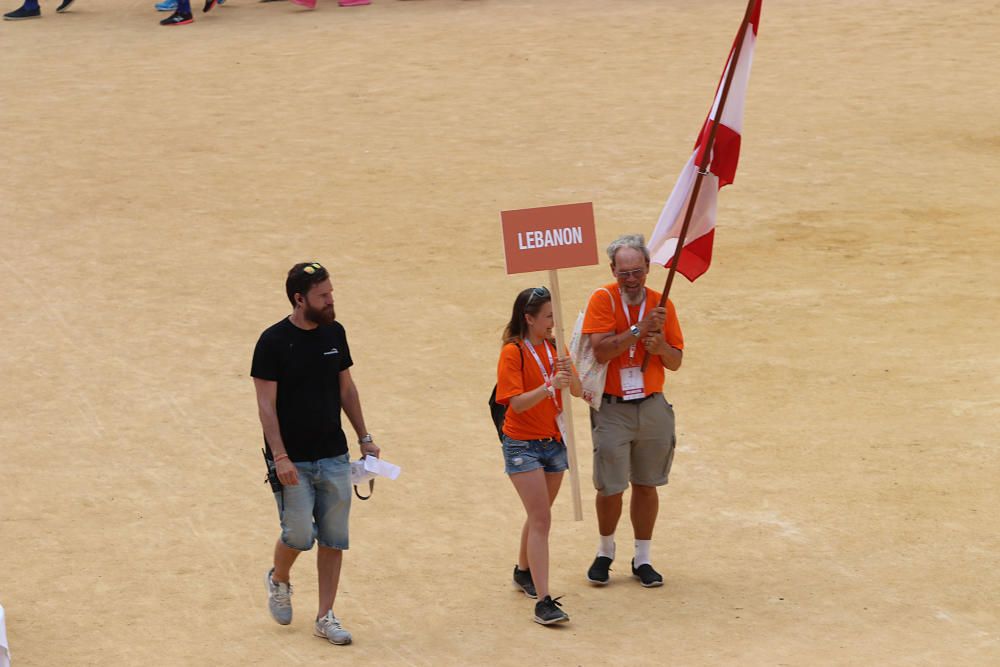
[354, 479, 374, 500]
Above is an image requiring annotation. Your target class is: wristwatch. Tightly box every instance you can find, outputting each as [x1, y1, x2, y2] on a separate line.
[629, 325, 641, 338]
[358, 434, 374, 445]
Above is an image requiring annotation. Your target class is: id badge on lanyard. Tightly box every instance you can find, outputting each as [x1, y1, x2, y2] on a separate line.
[620, 289, 646, 401]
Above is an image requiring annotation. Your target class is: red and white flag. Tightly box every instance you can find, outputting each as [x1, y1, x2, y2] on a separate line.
[648, 0, 762, 281]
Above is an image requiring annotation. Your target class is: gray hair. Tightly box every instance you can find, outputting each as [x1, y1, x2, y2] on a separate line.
[606, 234, 650, 265]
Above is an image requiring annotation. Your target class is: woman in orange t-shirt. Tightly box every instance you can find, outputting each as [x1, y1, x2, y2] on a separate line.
[495, 286, 581, 625]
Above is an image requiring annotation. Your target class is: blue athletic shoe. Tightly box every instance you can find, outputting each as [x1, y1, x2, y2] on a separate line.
[155, 0, 177, 11]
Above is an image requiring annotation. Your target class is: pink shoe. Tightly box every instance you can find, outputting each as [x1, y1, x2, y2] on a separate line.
[339, 0, 370, 6]
[290, 0, 317, 8]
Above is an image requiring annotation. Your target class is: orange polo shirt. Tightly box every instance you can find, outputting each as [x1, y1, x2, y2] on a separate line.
[581, 283, 684, 397]
[496, 340, 563, 441]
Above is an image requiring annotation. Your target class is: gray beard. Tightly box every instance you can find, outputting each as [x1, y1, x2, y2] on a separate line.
[621, 286, 646, 305]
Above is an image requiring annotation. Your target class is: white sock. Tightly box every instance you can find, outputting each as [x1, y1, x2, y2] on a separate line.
[634, 539, 652, 566]
[598, 534, 616, 559]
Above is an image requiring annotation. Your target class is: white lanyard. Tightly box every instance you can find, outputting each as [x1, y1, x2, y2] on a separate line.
[525, 339, 556, 400]
[620, 288, 647, 364]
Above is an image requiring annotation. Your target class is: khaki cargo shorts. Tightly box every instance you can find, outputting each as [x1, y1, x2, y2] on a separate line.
[590, 393, 676, 496]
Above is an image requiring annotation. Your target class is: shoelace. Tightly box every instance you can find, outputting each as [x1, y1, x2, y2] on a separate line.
[541, 596, 565, 611]
[321, 613, 344, 630]
[272, 581, 292, 606]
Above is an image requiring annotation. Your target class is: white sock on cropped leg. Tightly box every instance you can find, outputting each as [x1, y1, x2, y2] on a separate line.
[598, 534, 616, 559]
[634, 539, 652, 567]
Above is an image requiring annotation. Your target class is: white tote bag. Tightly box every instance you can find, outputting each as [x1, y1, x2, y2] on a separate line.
[569, 288, 615, 411]
[0, 602, 9, 667]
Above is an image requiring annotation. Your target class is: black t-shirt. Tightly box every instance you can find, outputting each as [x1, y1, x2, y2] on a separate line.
[250, 318, 354, 462]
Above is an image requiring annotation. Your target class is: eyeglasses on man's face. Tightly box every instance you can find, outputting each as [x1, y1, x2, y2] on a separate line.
[614, 268, 645, 280]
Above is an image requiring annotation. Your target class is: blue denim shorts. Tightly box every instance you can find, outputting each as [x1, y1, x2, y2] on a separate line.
[270, 454, 351, 551]
[501, 434, 569, 475]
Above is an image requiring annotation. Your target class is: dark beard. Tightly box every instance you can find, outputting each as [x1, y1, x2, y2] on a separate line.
[304, 304, 335, 326]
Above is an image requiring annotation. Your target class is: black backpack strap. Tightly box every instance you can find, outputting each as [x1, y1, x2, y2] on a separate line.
[490, 342, 526, 443]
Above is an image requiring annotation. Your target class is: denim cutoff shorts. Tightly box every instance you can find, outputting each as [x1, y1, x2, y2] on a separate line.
[270, 454, 351, 551]
[501, 434, 569, 475]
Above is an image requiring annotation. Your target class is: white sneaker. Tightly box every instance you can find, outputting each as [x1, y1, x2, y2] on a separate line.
[314, 610, 352, 645]
[265, 568, 293, 625]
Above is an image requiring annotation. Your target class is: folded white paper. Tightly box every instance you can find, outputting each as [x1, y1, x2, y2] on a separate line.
[365, 456, 401, 480]
[350, 457, 401, 485]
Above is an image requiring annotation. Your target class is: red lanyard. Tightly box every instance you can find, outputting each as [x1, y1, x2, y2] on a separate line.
[620, 288, 647, 364]
[525, 339, 556, 401]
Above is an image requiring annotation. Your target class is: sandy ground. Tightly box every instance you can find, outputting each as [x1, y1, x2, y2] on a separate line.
[1, 0, 998, 664]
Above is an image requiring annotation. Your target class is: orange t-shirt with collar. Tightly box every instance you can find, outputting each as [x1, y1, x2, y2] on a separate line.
[496, 339, 563, 441]
[581, 283, 684, 397]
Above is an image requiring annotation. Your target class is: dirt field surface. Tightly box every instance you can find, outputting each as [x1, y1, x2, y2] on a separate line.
[1, 0, 998, 664]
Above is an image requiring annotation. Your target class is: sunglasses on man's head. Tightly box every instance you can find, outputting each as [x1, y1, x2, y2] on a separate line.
[302, 262, 323, 275]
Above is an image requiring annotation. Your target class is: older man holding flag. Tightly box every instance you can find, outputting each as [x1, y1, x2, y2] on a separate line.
[581, 0, 762, 587]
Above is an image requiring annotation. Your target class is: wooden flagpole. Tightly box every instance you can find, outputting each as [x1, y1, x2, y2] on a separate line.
[642, 0, 757, 372]
[548, 268, 583, 521]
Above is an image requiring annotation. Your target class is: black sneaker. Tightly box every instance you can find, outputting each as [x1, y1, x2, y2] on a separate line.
[533, 596, 569, 625]
[512, 566, 537, 599]
[3, 5, 41, 20]
[160, 10, 193, 24]
[586, 555, 613, 585]
[203, 0, 216, 11]
[56, 0, 76, 12]
[631, 559, 664, 587]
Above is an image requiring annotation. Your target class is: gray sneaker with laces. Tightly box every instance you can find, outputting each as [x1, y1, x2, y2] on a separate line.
[265, 568, 293, 625]
[315, 610, 353, 645]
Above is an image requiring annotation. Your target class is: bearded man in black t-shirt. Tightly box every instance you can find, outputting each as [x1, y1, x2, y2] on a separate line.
[251, 262, 380, 647]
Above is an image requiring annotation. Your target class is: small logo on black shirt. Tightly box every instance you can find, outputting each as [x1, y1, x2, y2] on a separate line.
[323, 347, 339, 356]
